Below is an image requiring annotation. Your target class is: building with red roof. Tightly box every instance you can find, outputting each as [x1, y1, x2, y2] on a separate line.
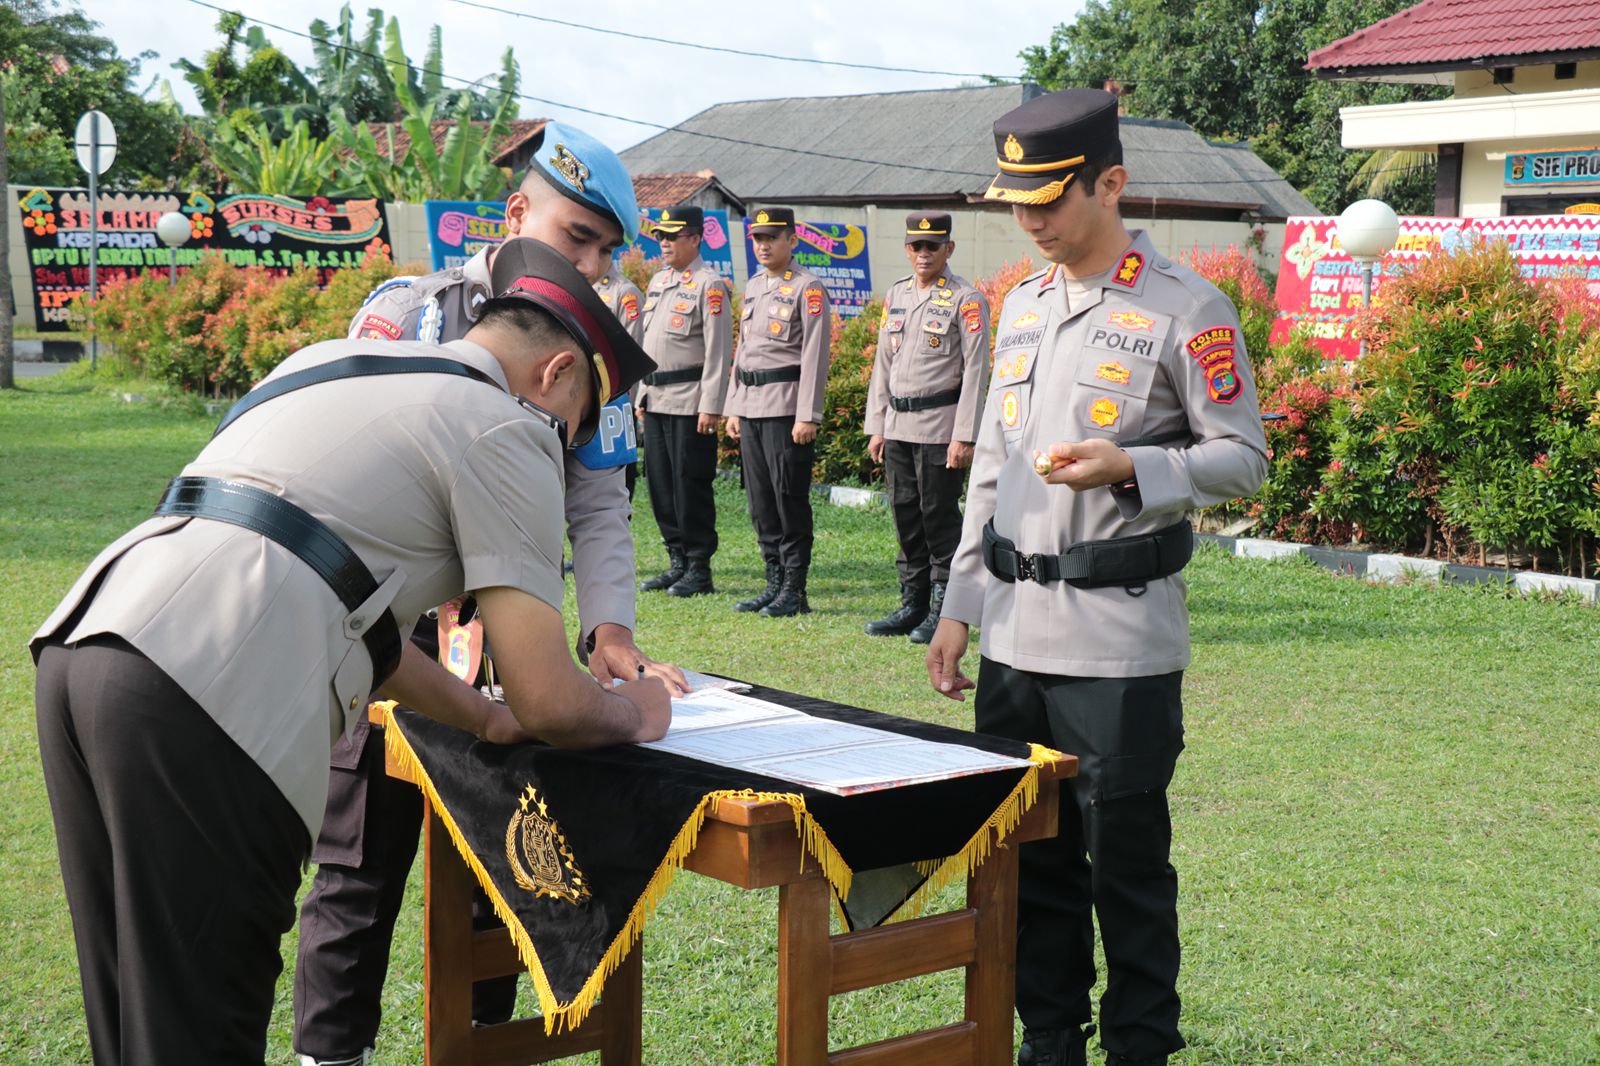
[1307, 0, 1600, 216]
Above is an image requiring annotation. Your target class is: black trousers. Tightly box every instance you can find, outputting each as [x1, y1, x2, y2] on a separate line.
[35, 636, 309, 1065]
[738, 415, 815, 570]
[974, 658, 1186, 1062]
[882, 439, 967, 588]
[294, 625, 515, 1060]
[644, 410, 718, 561]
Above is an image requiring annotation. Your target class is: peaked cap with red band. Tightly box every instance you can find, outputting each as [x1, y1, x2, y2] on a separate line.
[485, 239, 657, 440]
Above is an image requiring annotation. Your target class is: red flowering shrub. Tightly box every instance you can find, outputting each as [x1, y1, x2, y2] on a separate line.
[1182, 244, 1274, 360]
[976, 257, 1038, 363]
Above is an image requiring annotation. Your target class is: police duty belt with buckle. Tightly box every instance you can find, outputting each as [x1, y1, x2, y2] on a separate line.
[982, 519, 1193, 591]
[889, 388, 961, 413]
[643, 367, 702, 386]
[737, 366, 802, 387]
[154, 355, 506, 687]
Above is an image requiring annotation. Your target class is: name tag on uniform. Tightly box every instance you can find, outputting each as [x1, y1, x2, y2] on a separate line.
[574, 394, 639, 470]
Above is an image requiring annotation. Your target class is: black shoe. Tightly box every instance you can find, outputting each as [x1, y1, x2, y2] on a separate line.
[759, 568, 810, 617]
[666, 561, 714, 597]
[1104, 1054, 1166, 1066]
[907, 581, 946, 644]
[1017, 1025, 1094, 1066]
[642, 549, 686, 592]
[734, 562, 783, 612]
[864, 582, 929, 636]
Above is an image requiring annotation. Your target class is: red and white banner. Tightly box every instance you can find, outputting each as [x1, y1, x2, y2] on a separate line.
[1271, 214, 1600, 360]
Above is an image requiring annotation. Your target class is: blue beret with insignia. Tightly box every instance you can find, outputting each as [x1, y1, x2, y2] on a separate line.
[527, 122, 640, 245]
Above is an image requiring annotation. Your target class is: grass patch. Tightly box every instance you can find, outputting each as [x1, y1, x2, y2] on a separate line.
[1, 388, 1596, 1064]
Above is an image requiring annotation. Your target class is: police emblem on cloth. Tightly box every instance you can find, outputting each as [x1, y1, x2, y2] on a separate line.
[506, 785, 590, 904]
[550, 144, 590, 192]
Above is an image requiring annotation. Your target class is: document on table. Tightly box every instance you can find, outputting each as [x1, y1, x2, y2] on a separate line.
[641, 689, 1030, 795]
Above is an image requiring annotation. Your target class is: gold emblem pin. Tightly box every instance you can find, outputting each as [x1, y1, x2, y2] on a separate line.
[549, 143, 589, 192]
[918, 218, 931, 230]
[1004, 133, 1025, 163]
[662, 210, 672, 221]
[756, 211, 770, 224]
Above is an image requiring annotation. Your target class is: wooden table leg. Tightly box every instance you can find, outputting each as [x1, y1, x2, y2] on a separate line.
[598, 933, 644, 1064]
[776, 876, 833, 1066]
[424, 797, 475, 1066]
[966, 840, 1021, 1066]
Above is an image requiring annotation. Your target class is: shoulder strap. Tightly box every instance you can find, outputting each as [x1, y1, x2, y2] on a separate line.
[213, 355, 502, 439]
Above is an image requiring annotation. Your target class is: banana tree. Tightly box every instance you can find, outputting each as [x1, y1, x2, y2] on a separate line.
[211, 116, 340, 197]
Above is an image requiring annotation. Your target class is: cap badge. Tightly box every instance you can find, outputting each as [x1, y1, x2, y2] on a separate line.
[550, 143, 589, 193]
[1003, 133, 1025, 163]
[1090, 397, 1121, 428]
[661, 210, 672, 221]
[918, 218, 931, 230]
[756, 211, 771, 224]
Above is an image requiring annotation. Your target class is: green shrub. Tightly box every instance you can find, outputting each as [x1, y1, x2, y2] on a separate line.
[814, 303, 883, 486]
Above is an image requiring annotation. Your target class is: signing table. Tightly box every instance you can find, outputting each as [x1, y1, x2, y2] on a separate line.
[372, 694, 1076, 1065]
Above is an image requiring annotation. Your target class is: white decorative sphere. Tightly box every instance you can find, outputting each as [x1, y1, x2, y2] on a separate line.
[1337, 199, 1400, 261]
[155, 211, 192, 247]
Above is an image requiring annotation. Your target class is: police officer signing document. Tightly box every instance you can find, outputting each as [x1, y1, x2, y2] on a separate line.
[864, 211, 991, 645]
[926, 90, 1267, 1066]
[31, 238, 666, 1064]
[725, 206, 833, 617]
[637, 206, 735, 597]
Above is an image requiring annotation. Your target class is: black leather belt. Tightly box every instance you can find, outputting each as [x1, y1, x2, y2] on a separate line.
[737, 366, 802, 387]
[154, 476, 404, 685]
[982, 519, 1193, 590]
[889, 388, 961, 413]
[644, 367, 701, 386]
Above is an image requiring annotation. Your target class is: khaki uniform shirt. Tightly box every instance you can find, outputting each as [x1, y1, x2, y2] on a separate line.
[865, 272, 991, 445]
[349, 247, 635, 642]
[726, 265, 832, 422]
[637, 257, 734, 417]
[30, 339, 567, 837]
[593, 271, 645, 345]
[943, 231, 1268, 678]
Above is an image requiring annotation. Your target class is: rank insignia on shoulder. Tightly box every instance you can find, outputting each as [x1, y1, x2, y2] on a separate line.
[1112, 251, 1145, 288]
[1096, 360, 1131, 385]
[1090, 397, 1121, 428]
[1040, 264, 1060, 289]
[783, 270, 793, 281]
[357, 313, 402, 340]
[682, 269, 694, 284]
[806, 289, 823, 316]
[1011, 311, 1041, 329]
[622, 293, 639, 320]
[1108, 310, 1155, 332]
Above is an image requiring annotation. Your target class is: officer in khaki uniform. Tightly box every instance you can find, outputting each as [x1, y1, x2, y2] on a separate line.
[594, 268, 645, 496]
[926, 91, 1267, 1066]
[864, 211, 991, 644]
[30, 239, 667, 1065]
[725, 206, 833, 617]
[637, 206, 734, 597]
[295, 125, 685, 1066]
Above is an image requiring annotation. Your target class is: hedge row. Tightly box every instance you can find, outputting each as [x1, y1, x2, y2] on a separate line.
[82, 242, 1600, 576]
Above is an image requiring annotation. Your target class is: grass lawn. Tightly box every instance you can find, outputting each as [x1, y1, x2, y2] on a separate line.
[1, 373, 1597, 1065]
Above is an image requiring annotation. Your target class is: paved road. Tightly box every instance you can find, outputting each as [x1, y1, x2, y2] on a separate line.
[12, 361, 73, 378]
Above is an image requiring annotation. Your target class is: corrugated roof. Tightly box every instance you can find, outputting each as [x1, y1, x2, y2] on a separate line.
[1307, 0, 1600, 72]
[619, 86, 1314, 218]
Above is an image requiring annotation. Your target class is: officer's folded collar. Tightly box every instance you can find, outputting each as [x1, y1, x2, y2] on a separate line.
[983, 155, 1087, 207]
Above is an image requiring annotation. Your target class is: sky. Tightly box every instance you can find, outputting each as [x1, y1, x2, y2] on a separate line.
[85, 0, 1085, 152]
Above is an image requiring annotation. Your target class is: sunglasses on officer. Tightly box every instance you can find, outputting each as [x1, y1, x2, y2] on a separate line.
[907, 240, 944, 253]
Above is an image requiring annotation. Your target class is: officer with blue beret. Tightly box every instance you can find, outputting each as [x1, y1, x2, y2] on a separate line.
[295, 123, 689, 1065]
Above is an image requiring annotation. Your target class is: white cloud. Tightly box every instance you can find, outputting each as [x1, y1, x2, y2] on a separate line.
[87, 0, 1081, 149]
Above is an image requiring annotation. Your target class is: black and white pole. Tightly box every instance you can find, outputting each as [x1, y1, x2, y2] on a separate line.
[74, 110, 117, 370]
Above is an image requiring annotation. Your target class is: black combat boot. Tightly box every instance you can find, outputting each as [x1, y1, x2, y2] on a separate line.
[907, 581, 946, 644]
[1016, 1024, 1095, 1066]
[734, 562, 784, 612]
[864, 582, 929, 636]
[666, 560, 714, 597]
[641, 549, 686, 592]
[759, 568, 810, 617]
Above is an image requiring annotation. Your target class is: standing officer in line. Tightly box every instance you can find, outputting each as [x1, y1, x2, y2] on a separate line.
[31, 239, 668, 1064]
[864, 211, 990, 645]
[296, 124, 687, 1066]
[926, 90, 1267, 1066]
[595, 264, 645, 498]
[724, 206, 832, 617]
[636, 206, 734, 597]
